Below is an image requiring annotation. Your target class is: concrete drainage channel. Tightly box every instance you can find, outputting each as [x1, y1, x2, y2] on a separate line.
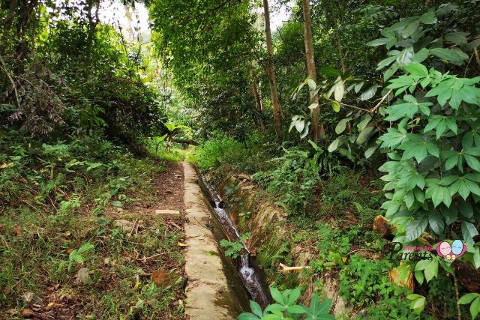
[182, 162, 271, 319]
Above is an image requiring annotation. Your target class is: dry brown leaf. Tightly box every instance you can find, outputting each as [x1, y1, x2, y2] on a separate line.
[151, 269, 170, 287]
[22, 308, 35, 318]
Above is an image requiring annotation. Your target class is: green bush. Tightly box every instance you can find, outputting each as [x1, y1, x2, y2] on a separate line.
[0, 132, 164, 212]
[189, 135, 245, 171]
[339, 255, 395, 308]
[189, 133, 274, 172]
[365, 8, 480, 275]
[253, 147, 320, 215]
[341, 256, 427, 319]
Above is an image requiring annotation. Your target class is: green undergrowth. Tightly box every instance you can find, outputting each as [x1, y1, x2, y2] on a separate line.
[255, 218, 454, 319]
[146, 139, 186, 163]
[196, 135, 460, 319]
[0, 131, 185, 319]
[187, 132, 276, 173]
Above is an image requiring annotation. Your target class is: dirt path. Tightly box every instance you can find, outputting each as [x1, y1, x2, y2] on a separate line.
[152, 161, 185, 211]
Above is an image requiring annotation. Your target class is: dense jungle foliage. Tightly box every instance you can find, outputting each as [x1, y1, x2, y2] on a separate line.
[1, 0, 480, 319]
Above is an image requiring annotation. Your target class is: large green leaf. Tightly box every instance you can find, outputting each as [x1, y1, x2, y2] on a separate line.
[459, 293, 480, 305]
[465, 154, 480, 172]
[380, 128, 408, 148]
[287, 288, 301, 305]
[400, 137, 439, 163]
[426, 183, 452, 207]
[335, 118, 351, 134]
[420, 9, 437, 24]
[428, 213, 445, 235]
[333, 78, 345, 101]
[270, 287, 285, 304]
[404, 63, 428, 77]
[424, 259, 438, 282]
[385, 103, 417, 121]
[250, 300, 263, 318]
[367, 38, 389, 47]
[356, 126, 375, 145]
[424, 116, 457, 139]
[364, 145, 378, 159]
[430, 48, 469, 65]
[462, 221, 479, 243]
[328, 138, 340, 152]
[471, 297, 480, 320]
[405, 216, 428, 242]
[449, 178, 474, 200]
[360, 85, 379, 101]
[445, 32, 469, 45]
[377, 56, 397, 70]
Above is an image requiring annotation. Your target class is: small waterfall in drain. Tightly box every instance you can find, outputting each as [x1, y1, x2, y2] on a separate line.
[198, 173, 270, 308]
[239, 254, 270, 306]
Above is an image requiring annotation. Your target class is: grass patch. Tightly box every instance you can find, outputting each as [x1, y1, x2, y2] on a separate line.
[147, 142, 186, 162]
[187, 132, 275, 173]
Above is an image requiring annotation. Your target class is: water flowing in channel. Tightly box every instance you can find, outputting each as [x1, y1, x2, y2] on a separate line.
[198, 174, 270, 307]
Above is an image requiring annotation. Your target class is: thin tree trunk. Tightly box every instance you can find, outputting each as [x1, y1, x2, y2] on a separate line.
[302, 0, 324, 142]
[262, 0, 283, 141]
[250, 79, 266, 131]
[252, 81, 263, 111]
[335, 19, 346, 74]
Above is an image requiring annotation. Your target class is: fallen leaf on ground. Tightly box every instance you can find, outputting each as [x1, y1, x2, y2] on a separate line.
[22, 308, 34, 318]
[0, 162, 13, 169]
[113, 219, 134, 232]
[151, 269, 170, 287]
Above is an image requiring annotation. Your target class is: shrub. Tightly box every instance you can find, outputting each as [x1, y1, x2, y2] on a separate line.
[188, 135, 246, 171]
[339, 255, 395, 308]
[253, 147, 320, 215]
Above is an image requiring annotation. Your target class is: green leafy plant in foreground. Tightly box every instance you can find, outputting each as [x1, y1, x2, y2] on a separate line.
[238, 286, 334, 320]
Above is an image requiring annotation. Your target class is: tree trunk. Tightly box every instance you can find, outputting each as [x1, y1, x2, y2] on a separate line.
[262, 0, 282, 141]
[250, 80, 266, 131]
[302, 0, 324, 142]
